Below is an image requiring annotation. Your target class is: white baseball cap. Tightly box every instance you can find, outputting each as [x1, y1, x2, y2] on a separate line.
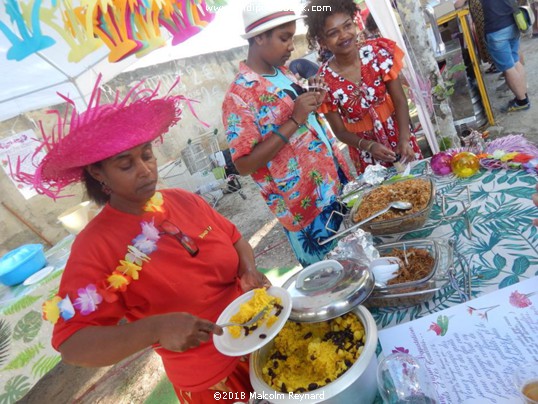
[241, 0, 302, 39]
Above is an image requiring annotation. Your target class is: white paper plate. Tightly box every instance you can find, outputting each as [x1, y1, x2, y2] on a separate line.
[23, 266, 54, 286]
[213, 286, 291, 357]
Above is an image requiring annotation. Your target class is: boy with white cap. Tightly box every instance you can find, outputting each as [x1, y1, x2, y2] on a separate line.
[222, 0, 352, 267]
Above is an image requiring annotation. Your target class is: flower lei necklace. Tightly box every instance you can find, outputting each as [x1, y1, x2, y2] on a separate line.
[42, 192, 165, 324]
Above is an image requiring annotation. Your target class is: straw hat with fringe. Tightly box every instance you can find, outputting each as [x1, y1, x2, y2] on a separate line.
[14, 75, 193, 199]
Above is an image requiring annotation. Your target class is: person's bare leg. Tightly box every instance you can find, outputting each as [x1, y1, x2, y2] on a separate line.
[504, 65, 527, 100]
[514, 61, 527, 92]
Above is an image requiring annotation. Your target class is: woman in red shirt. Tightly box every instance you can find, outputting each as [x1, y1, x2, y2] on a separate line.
[304, 0, 422, 174]
[18, 75, 269, 403]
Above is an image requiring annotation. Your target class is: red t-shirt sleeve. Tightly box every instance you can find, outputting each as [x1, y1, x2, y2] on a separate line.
[51, 241, 128, 350]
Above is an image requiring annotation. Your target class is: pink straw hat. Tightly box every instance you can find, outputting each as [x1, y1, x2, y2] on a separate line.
[241, 0, 302, 39]
[14, 75, 190, 199]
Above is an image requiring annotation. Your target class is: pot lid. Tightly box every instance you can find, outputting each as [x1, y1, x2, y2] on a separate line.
[281, 259, 374, 322]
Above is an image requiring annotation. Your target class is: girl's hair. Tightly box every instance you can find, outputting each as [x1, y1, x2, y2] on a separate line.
[82, 163, 110, 206]
[303, 0, 358, 51]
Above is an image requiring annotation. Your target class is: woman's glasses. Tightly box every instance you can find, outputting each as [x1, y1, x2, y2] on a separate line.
[160, 220, 199, 257]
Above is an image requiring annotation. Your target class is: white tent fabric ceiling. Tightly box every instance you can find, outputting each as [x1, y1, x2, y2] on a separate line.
[0, 0, 245, 122]
[0, 37, 136, 122]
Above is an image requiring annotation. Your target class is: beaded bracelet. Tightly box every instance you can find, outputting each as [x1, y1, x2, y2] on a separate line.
[273, 129, 289, 143]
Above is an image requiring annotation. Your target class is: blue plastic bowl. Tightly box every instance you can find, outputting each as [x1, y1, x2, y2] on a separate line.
[0, 244, 47, 286]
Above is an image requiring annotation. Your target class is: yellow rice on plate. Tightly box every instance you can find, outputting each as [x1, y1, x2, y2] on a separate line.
[262, 312, 366, 393]
[229, 288, 282, 338]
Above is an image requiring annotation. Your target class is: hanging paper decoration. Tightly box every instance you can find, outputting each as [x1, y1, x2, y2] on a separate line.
[40, 0, 103, 62]
[0, 0, 55, 61]
[159, 0, 214, 46]
[1, 0, 227, 63]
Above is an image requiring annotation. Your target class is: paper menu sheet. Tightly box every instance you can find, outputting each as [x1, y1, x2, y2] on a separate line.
[377, 276, 538, 404]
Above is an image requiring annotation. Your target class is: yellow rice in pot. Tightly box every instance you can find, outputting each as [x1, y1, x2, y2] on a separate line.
[261, 312, 366, 393]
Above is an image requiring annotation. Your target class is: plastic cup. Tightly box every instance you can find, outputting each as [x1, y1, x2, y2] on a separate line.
[377, 353, 439, 404]
[514, 362, 538, 404]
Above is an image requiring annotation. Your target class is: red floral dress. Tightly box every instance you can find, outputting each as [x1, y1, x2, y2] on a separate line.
[320, 38, 422, 174]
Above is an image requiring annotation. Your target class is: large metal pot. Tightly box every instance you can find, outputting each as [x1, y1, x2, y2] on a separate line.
[249, 305, 378, 404]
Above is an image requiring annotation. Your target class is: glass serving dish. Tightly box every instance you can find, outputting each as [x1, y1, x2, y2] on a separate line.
[364, 239, 453, 308]
[348, 176, 436, 236]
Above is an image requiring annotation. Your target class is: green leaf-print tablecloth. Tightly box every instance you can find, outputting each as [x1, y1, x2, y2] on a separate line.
[0, 236, 73, 404]
[0, 164, 536, 404]
[370, 162, 538, 329]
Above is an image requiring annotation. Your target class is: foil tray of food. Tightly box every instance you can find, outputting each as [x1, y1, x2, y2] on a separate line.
[365, 238, 454, 308]
[347, 176, 436, 236]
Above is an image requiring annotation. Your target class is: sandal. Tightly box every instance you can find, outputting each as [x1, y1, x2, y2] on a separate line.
[485, 64, 498, 74]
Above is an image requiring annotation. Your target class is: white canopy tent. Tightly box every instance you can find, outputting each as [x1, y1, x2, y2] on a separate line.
[0, 0, 253, 122]
[0, 37, 136, 122]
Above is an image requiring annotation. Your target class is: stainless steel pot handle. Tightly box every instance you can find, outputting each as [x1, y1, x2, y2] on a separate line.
[296, 260, 344, 291]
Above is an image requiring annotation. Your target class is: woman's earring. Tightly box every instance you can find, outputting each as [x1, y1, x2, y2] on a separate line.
[101, 181, 112, 195]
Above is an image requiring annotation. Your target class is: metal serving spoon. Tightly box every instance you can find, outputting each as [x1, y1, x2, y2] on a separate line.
[318, 201, 413, 245]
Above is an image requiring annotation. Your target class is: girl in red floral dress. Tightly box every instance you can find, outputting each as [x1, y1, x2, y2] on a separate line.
[304, 0, 423, 174]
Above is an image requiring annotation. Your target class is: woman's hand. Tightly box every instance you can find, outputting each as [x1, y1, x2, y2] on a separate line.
[239, 269, 271, 292]
[293, 92, 322, 124]
[234, 237, 271, 292]
[395, 141, 416, 164]
[154, 313, 222, 352]
[369, 142, 396, 162]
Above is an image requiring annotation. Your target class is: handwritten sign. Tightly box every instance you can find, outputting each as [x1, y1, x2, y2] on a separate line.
[0, 130, 45, 199]
[378, 276, 538, 404]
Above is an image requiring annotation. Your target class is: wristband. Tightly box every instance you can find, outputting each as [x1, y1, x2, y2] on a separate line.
[289, 115, 303, 127]
[273, 129, 289, 143]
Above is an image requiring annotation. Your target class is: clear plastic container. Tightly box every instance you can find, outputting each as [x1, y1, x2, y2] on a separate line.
[365, 239, 453, 308]
[349, 176, 436, 236]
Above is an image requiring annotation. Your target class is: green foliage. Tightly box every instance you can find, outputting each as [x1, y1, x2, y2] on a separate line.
[0, 320, 11, 368]
[31, 355, 61, 378]
[439, 136, 452, 151]
[2, 295, 41, 316]
[0, 375, 31, 404]
[3, 343, 44, 371]
[433, 62, 467, 100]
[47, 288, 59, 300]
[13, 311, 42, 343]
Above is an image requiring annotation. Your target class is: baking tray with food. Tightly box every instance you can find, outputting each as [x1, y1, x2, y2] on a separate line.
[348, 176, 436, 236]
[365, 238, 470, 308]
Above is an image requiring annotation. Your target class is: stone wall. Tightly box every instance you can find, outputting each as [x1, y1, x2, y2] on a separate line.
[0, 36, 310, 255]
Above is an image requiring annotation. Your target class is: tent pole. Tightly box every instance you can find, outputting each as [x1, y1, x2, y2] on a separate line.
[1, 201, 53, 247]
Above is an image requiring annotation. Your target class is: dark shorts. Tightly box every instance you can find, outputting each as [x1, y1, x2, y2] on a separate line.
[486, 24, 520, 72]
